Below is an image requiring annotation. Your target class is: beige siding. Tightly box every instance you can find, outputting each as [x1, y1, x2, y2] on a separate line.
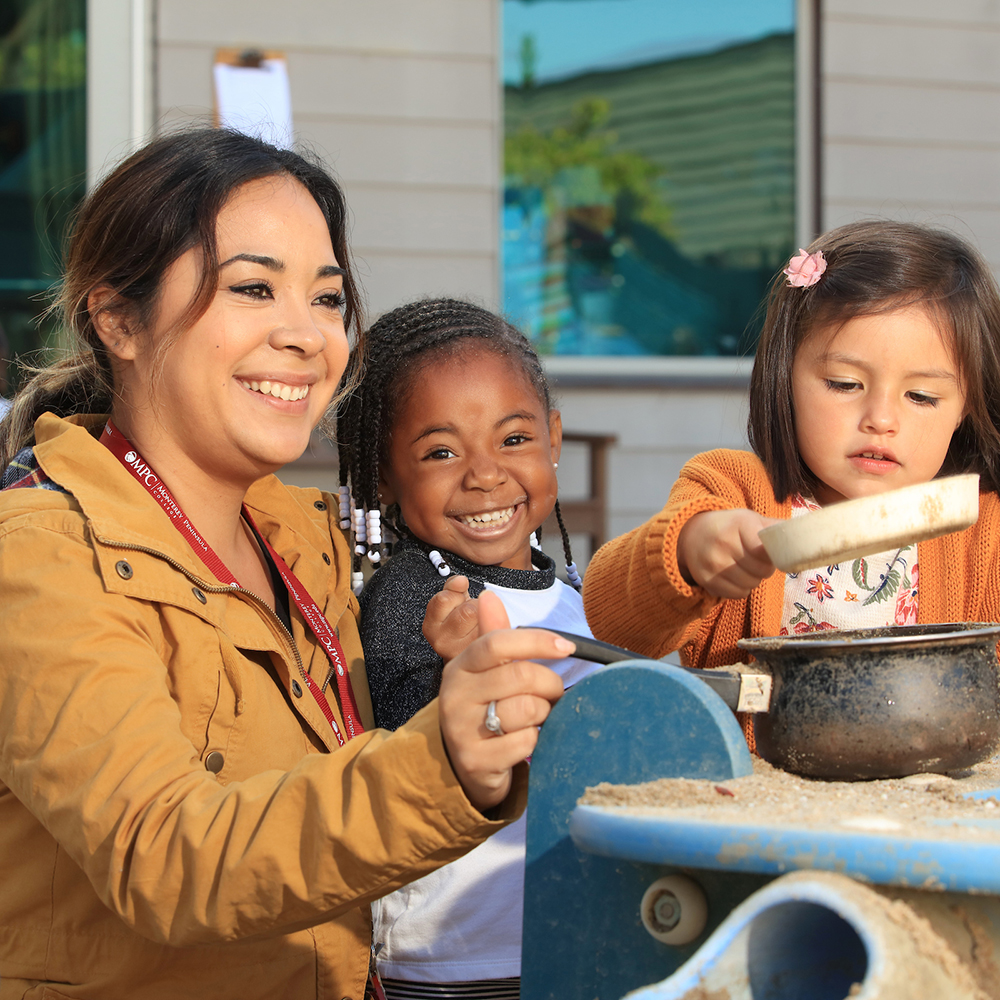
[551, 383, 750, 544]
[155, 0, 501, 314]
[354, 254, 499, 317]
[157, 0, 495, 55]
[823, 0, 1000, 272]
[147, 0, 1000, 570]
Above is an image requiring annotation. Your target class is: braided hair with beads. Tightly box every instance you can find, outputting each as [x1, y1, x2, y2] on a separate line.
[334, 297, 581, 594]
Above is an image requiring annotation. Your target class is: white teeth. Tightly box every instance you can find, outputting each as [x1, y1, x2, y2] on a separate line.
[240, 379, 309, 401]
[459, 506, 515, 527]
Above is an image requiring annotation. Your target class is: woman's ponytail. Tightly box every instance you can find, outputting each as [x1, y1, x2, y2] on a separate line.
[0, 350, 114, 468]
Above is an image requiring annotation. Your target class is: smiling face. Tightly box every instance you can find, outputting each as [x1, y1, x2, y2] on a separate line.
[380, 346, 562, 570]
[106, 174, 349, 488]
[791, 303, 967, 505]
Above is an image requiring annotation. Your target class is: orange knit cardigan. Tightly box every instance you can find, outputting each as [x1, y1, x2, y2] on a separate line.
[583, 449, 1000, 749]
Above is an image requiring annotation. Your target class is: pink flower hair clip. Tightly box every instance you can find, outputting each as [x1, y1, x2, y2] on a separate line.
[783, 248, 827, 289]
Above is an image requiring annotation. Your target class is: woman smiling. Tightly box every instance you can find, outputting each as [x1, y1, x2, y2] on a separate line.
[0, 129, 568, 1000]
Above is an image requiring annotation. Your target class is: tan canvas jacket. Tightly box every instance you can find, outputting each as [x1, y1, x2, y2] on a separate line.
[0, 414, 525, 1000]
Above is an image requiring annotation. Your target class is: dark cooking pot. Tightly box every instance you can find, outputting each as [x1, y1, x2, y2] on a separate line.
[739, 623, 1000, 780]
[548, 624, 1000, 781]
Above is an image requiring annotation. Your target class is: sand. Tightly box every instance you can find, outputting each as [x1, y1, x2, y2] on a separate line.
[579, 756, 1000, 842]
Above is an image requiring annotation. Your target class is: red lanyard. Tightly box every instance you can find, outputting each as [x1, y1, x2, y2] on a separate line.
[101, 420, 363, 746]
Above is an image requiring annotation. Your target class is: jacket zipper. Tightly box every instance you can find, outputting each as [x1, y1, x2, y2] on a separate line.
[95, 535, 325, 702]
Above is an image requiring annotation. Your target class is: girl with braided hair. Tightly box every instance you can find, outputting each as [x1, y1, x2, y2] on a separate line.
[335, 297, 598, 999]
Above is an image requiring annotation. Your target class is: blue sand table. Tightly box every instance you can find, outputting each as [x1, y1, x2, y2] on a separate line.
[521, 657, 1000, 1000]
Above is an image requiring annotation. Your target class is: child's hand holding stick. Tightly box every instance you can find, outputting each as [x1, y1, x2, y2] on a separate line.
[438, 590, 569, 811]
[678, 508, 782, 599]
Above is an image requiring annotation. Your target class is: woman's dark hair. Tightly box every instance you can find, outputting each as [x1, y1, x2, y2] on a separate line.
[0, 127, 362, 468]
[748, 219, 1000, 500]
[335, 297, 577, 582]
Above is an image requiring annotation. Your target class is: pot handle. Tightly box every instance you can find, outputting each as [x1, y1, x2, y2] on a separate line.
[544, 629, 771, 714]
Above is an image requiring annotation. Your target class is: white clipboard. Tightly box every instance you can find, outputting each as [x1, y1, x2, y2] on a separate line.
[213, 49, 293, 149]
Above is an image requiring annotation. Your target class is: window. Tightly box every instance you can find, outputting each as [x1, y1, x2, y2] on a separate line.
[502, 0, 796, 357]
[0, 0, 86, 392]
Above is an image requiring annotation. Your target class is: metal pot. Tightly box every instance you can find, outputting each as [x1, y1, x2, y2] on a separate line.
[739, 623, 1000, 780]
[550, 624, 1000, 781]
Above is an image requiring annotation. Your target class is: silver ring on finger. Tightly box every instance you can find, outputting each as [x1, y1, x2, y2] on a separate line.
[484, 700, 505, 737]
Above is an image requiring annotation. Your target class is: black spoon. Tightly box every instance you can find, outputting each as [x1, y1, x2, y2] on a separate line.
[543, 629, 771, 713]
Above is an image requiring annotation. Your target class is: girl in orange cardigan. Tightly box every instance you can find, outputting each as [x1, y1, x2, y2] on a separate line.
[584, 221, 1000, 747]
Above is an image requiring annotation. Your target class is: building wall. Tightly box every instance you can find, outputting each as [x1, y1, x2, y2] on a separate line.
[133, 0, 1000, 568]
[552, 380, 751, 547]
[824, 0, 1000, 269]
[556, 0, 1000, 562]
[144, 1, 775, 568]
[155, 0, 500, 315]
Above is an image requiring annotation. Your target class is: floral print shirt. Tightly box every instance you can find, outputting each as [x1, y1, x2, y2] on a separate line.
[779, 495, 919, 634]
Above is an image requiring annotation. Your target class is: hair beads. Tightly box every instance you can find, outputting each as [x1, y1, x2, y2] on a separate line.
[334, 298, 580, 589]
[352, 504, 367, 557]
[338, 486, 351, 530]
[428, 550, 451, 578]
[366, 509, 382, 564]
[553, 500, 581, 591]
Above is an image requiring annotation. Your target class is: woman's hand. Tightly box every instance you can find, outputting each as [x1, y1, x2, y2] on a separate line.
[423, 575, 480, 662]
[677, 508, 781, 599]
[438, 590, 569, 811]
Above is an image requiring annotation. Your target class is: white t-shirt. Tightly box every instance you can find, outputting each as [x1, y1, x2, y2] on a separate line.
[372, 576, 595, 983]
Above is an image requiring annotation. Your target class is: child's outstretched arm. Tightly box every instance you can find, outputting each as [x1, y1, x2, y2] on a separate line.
[584, 449, 792, 659]
[677, 509, 779, 599]
[423, 575, 480, 662]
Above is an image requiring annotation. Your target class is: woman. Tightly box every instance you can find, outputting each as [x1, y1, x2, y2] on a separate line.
[0, 129, 569, 1000]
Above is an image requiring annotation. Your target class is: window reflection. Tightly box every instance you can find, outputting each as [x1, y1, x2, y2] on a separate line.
[0, 0, 86, 390]
[503, 0, 796, 356]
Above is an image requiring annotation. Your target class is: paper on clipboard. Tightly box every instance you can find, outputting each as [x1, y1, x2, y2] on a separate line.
[214, 51, 293, 149]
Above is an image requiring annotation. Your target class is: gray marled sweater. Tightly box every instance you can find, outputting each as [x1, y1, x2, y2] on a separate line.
[359, 539, 557, 731]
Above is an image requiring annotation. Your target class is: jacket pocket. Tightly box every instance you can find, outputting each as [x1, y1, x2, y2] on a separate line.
[196, 637, 243, 779]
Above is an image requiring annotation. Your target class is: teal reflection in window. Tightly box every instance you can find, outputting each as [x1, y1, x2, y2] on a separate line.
[502, 0, 795, 356]
[0, 0, 86, 391]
